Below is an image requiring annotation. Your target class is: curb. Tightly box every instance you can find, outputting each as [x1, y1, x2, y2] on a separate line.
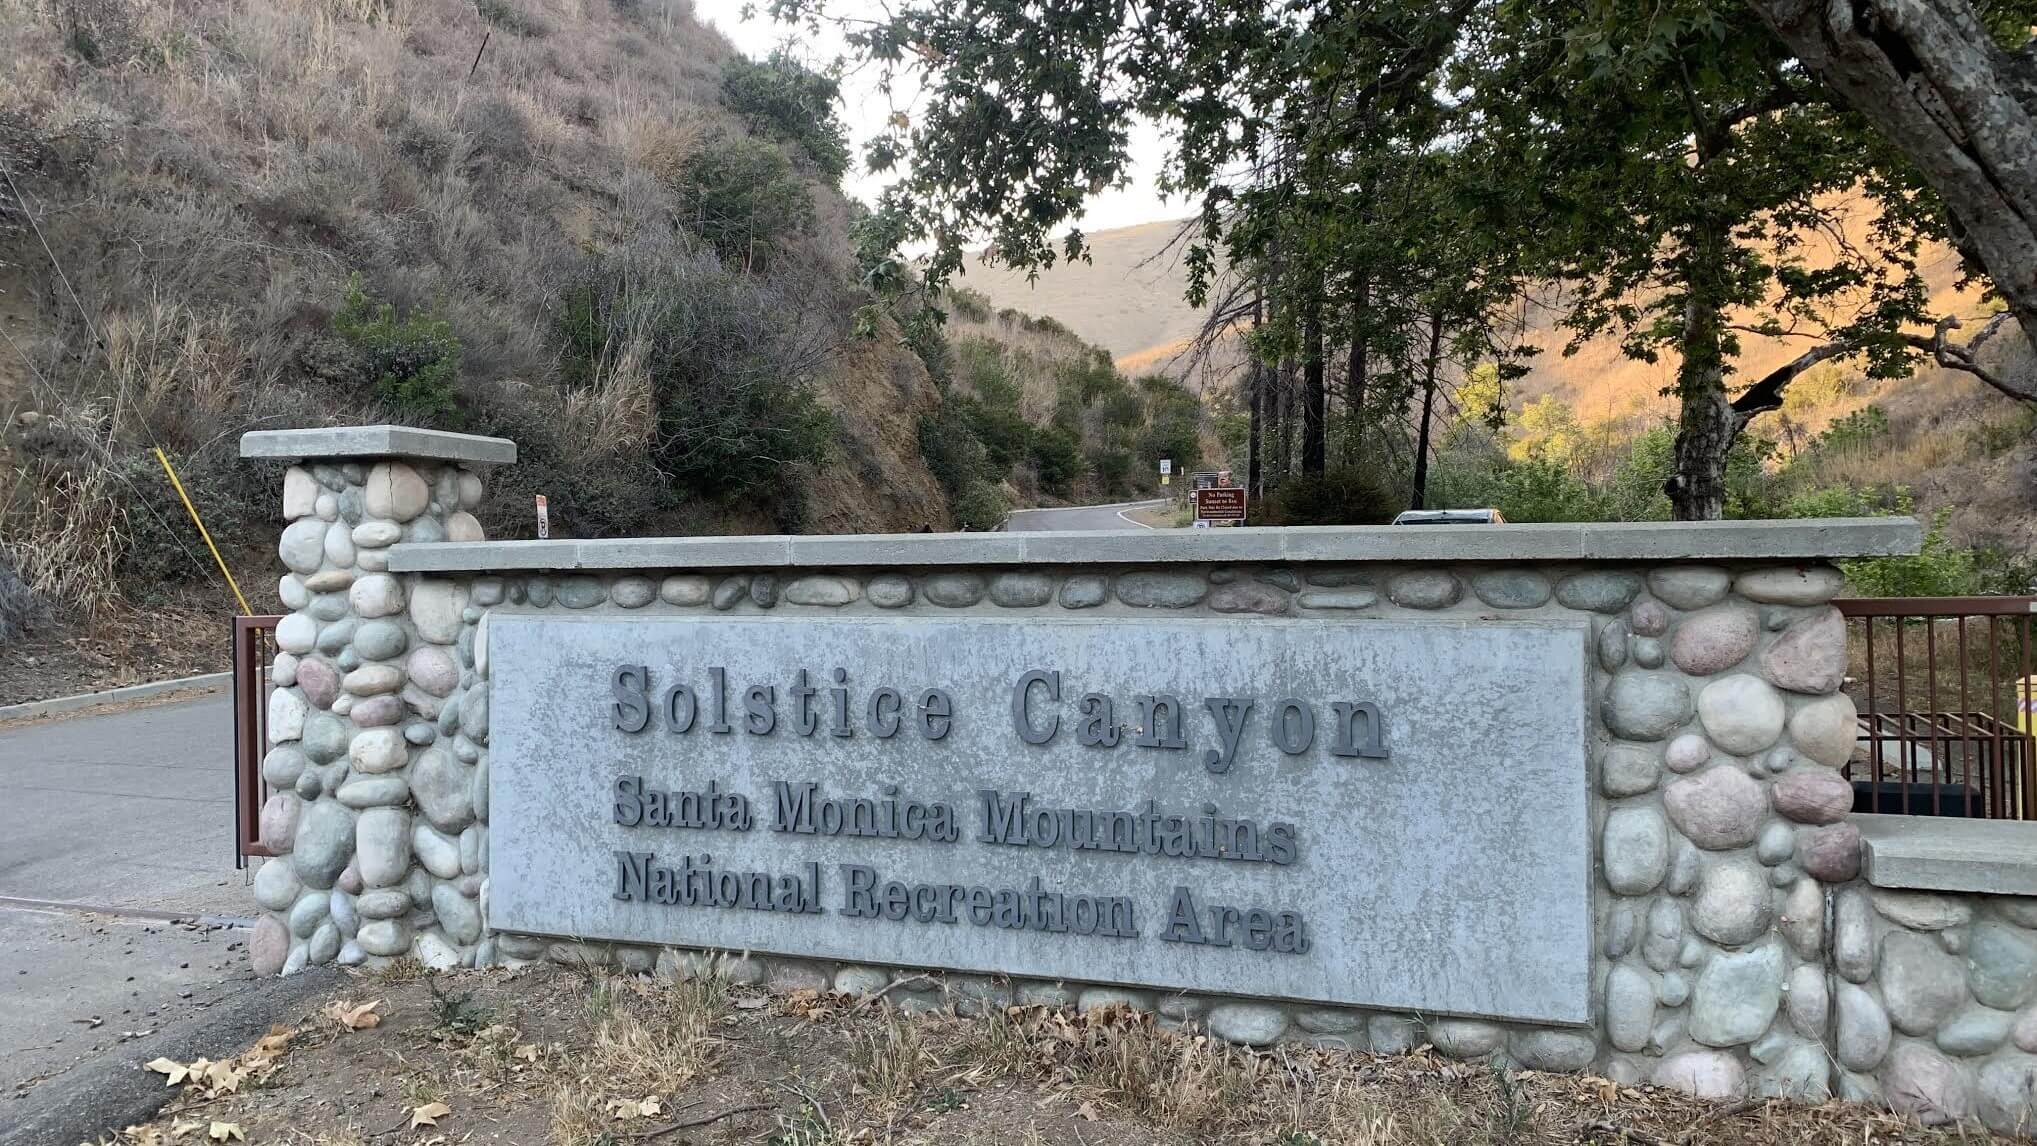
[0, 671, 231, 723]
[0, 967, 343, 1146]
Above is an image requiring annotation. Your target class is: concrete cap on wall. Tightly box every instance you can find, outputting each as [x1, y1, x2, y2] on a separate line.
[240, 425, 516, 465]
[386, 516, 1922, 572]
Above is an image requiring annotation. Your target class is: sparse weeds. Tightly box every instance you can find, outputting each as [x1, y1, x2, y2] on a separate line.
[426, 974, 495, 1037]
[585, 969, 731, 1096]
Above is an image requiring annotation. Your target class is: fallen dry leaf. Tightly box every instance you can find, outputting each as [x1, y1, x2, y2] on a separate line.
[323, 999, 384, 1031]
[206, 1123, 244, 1143]
[145, 1057, 192, 1086]
[410, 1101, 452, 1129]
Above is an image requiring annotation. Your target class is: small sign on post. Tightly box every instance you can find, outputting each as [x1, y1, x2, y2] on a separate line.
[1159, 458, 1171, 487]
[535, 495, 550, 540]
[1193, 486, 1247, 524]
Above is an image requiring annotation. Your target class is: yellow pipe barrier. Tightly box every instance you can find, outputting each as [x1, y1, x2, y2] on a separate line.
[154, 447, 254, 616]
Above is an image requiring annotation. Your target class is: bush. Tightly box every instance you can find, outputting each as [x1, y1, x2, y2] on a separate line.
[112, 449, 272, 597]
[917, 406, 990, 497]
[946, 286, 993, 323]
[720, 52, 851, 179]
[953, 480, 1008, 530]
[1028, 425, 1084, 494]
[331, 275, 463, 419]
[670, 130, 813, 265]
[1264, 466, 1401, 526]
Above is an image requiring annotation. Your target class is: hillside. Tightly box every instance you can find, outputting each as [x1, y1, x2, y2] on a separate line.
[964, 215, 2037, 550]
[0, 0, 1197, 696]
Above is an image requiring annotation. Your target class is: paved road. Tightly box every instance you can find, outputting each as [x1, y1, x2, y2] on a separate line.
[0, 696, 264, 1103]
[1004, 498, 1170, 531]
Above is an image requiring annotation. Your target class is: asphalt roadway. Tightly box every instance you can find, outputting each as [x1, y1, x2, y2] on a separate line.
[1004, 497, 1169, 531]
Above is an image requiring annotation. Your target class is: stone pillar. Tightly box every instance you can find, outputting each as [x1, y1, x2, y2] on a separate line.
[240, 426, 514, 974]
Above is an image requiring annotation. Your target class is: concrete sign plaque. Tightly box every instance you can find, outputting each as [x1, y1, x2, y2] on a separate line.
[488, 615, 1593, 1023]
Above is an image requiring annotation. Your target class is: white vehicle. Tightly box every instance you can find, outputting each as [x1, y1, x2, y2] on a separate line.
[1391, 508, 1508, 525]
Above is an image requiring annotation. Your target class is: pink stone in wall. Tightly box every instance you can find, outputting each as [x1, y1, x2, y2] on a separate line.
[259, 792, 300, 850]
[1668, 603, 1760, 676]
[1771, 768, 1855, 824]
[1663, 766, 1767, 850]
[1761, 606, 1847, 694]
[1799, 822, 1863, 882]
[408, 645, 461, 698]
[1630, 598, 1670, 637]
[250, 914, 290, 976]
[350, 694, 405, 727]
[295, 657, 341, 710]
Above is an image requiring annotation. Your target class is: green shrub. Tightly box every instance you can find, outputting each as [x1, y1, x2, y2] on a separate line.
[1490, 457, 1602, 522]
[946, 286, 992, 323]
[917, 405, 991, 497]
[331, 274, 462, 418]
[670, 130, 813, 265]
[720, 52, 851, 179]
[952, 480, 1008, 530]
[1264, 466, 1400, 526]
[1028, 425, 1085, 494]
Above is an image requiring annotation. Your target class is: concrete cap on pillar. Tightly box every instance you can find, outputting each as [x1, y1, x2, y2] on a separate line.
[239, 424, 516, 465]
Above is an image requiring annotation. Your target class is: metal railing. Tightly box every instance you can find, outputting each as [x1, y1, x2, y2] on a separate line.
[232, 614, 283, 866]
[1839, 597, 2037, 819]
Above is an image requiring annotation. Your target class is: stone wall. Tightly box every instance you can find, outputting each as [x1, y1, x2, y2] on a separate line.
[238, 429, 2037, 1130]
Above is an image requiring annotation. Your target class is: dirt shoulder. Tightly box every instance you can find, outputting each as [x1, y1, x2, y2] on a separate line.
[89, 964, 1991, 1146]
[0, 590, 231, 707]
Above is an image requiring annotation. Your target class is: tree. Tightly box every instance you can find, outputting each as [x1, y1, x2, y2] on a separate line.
[1743, 0, 2037, 394]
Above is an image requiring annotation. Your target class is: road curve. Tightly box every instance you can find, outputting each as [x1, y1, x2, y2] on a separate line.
[1002, 498, 1171, 531]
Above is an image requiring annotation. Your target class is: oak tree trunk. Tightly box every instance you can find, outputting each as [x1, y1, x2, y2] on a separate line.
[1747, 0, 2037, 374]
[1410, 312, 1444, 511]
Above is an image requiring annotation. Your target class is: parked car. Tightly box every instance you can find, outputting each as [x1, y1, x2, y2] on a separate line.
[1391, 508, 1508, 525]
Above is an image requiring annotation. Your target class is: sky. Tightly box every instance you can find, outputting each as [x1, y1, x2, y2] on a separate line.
[707, 2, 1187, 239]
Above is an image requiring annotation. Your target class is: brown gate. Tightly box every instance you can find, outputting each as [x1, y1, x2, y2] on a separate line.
[1839, 596, 2037, 819]
[232, 614, 282, 865]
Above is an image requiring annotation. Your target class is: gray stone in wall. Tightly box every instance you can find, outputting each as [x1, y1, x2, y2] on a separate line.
[1600, 742, 1660, 798]
[1643, 898, 1684, 972]
[291, 801, 356, 889]
[1779, 878, 1823, 959]
[558, 577, 606, 609]
[414, 822, 462, 879]
[786, 575, 861, 607]
[1631, 637, 1665, 670]
[1429, 1018, 1506, 1059]
[1297, 587, 1377, 610]
[1835, 986, 1891, 1072]
[1788, 692, 1858, 767]
[1976, 1055, 2037, 1134]
[989, 572, 1054, 608]
[611, 576, 657, 609]
[1872, 890, 1973, 931]
[1937, 1005, 2014, 1056]
[866, 574, 913, 608]
[1603, 807, 1670, 895]
[1602, 671, 1692, 741]
[1555, 571, 1643, 613]
[1385, 570, 1459, 609]
[1761, 607, 1846, 694]
[1603, 903, 1636, 958]
[1756, 820, 1796, 866]
[660, 575, 711, 606]
[1735, 566, 1844, 606]
[1883, 931, 1968, 1034]
[834, 966, 889, 996]
[1115, 571, 1207, 608]
[336, 775, 409, 809]
[1511, 1029, 1598, 1071]
[1969, 922, 2037, 1011]
[923, 572, 985, 607]
[1785, 963, 1827, 1038]
[1210, 581, 1291, 614]
[1597, 620, 1629, 672]
[1886, 1042, 1974, 1125]
[1205, 1003, 1289, 1046]
[711, 576, 747, 610]
[1469, 570, 1550, 609]
[1056, 574, 1107, 608]
[1653, 1049, 1745, 1099]
[1754, 1040, 1832, 1101]
[1690, 859, 1773, 945]
[1664, 766, 1766, 850]
[1367, 1014, 1419, 1054]
[433, 883, 484, 944]
[1697, 674, 1786, 755]
[1688, 941, 1785, 1047]
[749, 574, 778, 608]
[1606, 965, 1656, 1052]
[254, 859, 301, 911]
[1646, 566, 1731, 610]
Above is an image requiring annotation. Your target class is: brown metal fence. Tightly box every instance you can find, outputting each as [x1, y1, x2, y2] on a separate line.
[232, 614, 282, 866]
[1839, 596, 2037, 819]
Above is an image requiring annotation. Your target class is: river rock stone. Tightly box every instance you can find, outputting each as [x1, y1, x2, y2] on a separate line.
[291, 800, 355, 888]
[1664, 766, 1766, 850]
[352, 619, 407, 662]
[1757, 819, 1796, 865]
[295, 657, 340, 710]
[336, 775, 408, 809]
[412, 748, 473, 832]
[1827, 982, 1891, 1069]
[1652, 1049, 1746, 1099]
[1785, 963, 1828, 1038]
[1643, 899, 1684, 972]
[1670, 604, 1760, 676]
[1647, 566, 1732, 610]
[923, 572, 986, 607]
[363, 462, 428, 520]
[787, 574, 862, 607]
[1697, 673, 1787, 754]
[1771, 768, 1853, 824]
[658, 574, 710, 605]
[610, 576, 656, 608]
[1884, 931, 1968, 1034]
[356, 918, 411, 958]
[259, 792, 300, 851]
[287, 888, 329, 938]
[1887, 1042, 1974, 1125]
[343, 663, 403, 696]
[1778, 877, 1823, 958]
[354, 807, 411, 887]
[1603, 671, 1692, 741]
[1206, 1003, 1290, 1046]
[409, 582, 469, 643]
[1367, 1015, 1419, 1054]
[1212, 580, 1291, 614]
[1607, 965, 1656, 1051]
[1835, 887, 1874, 982]
[1736, 565, 1845, 605]
[1976, 1054, 2037, 1134]
[275, 614, 319, 662]
[347, 727, 406, 774]
[555, 576, 605, 609]
[1116, 571, 1208, 608]
[1469, 570, 1549, 609]
[1799, 822, 1862, 882]
[1058, 574, 1108, 608]
[1429, 1018, 1505, 1059]
[1970, 922, 2037, 1011]
[322, 520, 356, 568]
[1600, 742, 1661, 797]
[1556, 571, 1644, 613]
[1632, 637, 1664, 669]
[301, 712, 347, 763]
[1788, 692, 1857, 766]
[278, 518, 326, 575]
[254, 857, 301, 911]
[1664, 732, 1711, 774]
[414, 823, 461, 879]
[1604, 807, 1670, 894]
[282, 466, 319, 518]
[442, 510, 482, 542]
[407, 645, 459, 698]
[1761, 607, 1846, 694]
[352, 520, 401, 548]
[1386, 570, 1460, 609]
[432, 883, 483, 944]
[262, 746, 308, 790]
[249, 915, 290, 975]
[1598, 620, 1630, 671]
[1690, 942, 1785, 1046]
[1511, 1029, 1598, 1071]
[1691, 859, 1773, 944]
[747, 573, 778, 607]
[1938, 1006, 2014, 1056]
[1871, 890, 1973, 931]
